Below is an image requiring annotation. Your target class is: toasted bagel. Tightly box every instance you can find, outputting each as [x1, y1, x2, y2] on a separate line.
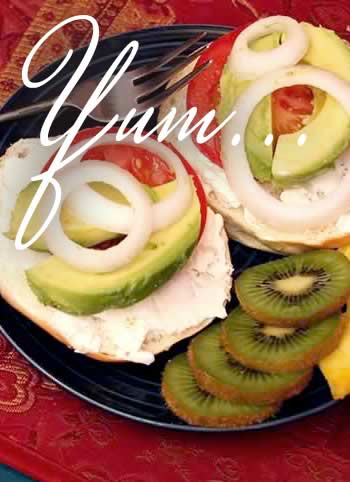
[0, 139, 232, 363]
[158, 63, 350, 255]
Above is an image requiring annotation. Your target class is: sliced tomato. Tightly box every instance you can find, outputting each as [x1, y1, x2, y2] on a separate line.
[272, 85, 314, 137]
[44, 130, 175, 187]
[83, 143, 175, 187]
[187, 29, 315, 164]
[42, 127, 207, 237]
[93, 238, 121, 250]
[187, 29, 243, 167]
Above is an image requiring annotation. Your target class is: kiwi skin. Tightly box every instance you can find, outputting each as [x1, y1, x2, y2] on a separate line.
[162, 383, 280, 428]
[221, 313, 348, 374]
[161, 356, 281, 428]
[187, 345, 313, 404]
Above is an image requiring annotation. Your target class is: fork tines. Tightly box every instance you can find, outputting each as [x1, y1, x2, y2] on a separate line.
[138, 60, 211, 109]
[134, 32, 210, 107]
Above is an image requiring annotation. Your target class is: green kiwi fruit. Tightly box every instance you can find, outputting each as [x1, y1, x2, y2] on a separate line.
[221, 307, 346, 373]
[188, 323, 313, 404]
[162, 353, 280, 428]
[235, 250, 350, 328]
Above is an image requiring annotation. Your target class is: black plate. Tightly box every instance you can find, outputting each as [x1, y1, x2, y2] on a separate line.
[0, 25, 337, 431]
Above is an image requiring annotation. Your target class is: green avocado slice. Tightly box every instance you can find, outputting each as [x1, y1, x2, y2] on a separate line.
[217, 33, 281, 182]
[6, 181, 157, 251]
[26, 181, 201, 316]
[272, 23, 350, 185]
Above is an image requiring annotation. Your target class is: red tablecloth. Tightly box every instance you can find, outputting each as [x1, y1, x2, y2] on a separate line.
[1, 1, 350, 481]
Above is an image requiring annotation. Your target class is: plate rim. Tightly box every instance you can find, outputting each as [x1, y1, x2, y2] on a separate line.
[0, 323, 338, 432]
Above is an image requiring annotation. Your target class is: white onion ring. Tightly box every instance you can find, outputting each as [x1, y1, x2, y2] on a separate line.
[228, 16, 309, 80]
[67, 185, 132, 234]
[44, 161, 153, 273]
[222, 65, 350, 232]
[65, 134, 192, 234]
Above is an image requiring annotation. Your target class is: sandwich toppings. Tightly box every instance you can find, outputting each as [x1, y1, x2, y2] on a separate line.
[187, 29, 238, 167]
[186, 21, 313, 169]
[272, 85, 314, 138]
[43, 129, 207, 237]
[59, 134, 193, 236]
[228, 16, 309, 80]
[221, 65, 350, 232]
[37, 129, 201, 273]
[43, 161, 154, 273]
[6, 128, 208, 279]
[183, 17, 350, 238]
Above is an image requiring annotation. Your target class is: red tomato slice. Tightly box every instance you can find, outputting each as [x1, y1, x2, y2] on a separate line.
[187, 29, 243, 167]
[272, 85, 314, 137]
[42, 127, 207, 237]
[44, 130, 175, 187]
[187, 29, 314, 165]
[83, 143, 175, 187]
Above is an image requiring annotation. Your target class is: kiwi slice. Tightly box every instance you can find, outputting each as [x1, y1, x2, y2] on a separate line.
[222, 307, 346, 373]
[162, 353, 280, 428]
[188, 324, 313, 404]
[235, 250, 350, 327]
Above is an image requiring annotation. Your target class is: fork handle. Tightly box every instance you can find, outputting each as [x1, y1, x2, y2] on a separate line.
[0, 99, 57, 123]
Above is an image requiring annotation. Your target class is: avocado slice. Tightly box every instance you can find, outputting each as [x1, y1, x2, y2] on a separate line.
[26, 181, 201, 315]
[272, 23, 350, 185]
[217, 33, 281, 182]
[6, 181, 157, 251]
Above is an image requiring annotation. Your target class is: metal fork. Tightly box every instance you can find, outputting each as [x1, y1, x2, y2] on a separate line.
[0, 32, 210, 124]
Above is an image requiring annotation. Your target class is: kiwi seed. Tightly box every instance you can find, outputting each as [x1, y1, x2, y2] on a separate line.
[235, 250, 350, 327]
[221, 307, 346, 373]
[162, 353, 280, 428]
[188, 323, 313, 403]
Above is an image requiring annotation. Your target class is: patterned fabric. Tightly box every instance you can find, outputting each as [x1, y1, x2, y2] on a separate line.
[1, 1, 350, 481]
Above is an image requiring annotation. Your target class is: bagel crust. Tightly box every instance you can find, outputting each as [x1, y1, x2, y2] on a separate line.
[1, 284, 215, 363]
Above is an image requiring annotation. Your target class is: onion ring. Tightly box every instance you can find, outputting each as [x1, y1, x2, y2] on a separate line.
[67, 185, 132, 234]
[44, 161, 153, 273]
[222, 65, 350, 232]
[65, 134, 193, 234]
[228, 16, 309, 80]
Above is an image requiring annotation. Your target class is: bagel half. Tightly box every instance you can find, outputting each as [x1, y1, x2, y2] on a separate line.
[0, 139, 232, 363]
[158, 63, 350, 255]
